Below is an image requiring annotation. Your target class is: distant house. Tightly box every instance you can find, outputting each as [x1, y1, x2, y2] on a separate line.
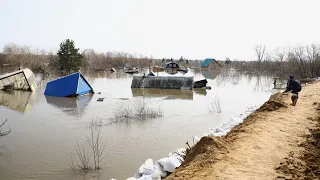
[164, 62, 180, 70]
[164, 62, 180, 75]
[200, 58, 222, 71]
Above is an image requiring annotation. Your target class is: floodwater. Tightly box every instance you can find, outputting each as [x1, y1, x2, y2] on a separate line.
[0, 69, 283, 180]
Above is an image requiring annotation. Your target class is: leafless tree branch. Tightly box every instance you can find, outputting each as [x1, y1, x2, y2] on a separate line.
[0, 118, 11, 137]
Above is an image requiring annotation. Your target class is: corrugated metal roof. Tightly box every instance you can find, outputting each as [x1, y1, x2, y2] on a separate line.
[201, 58, 214, 67]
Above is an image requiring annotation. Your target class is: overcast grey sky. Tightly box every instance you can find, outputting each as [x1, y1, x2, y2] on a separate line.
[1, 0, 319, 60]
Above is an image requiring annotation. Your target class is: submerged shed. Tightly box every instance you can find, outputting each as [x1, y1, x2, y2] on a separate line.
[201, 58, 222, 71]
[0, 68, 37, 91]
[44, 72, 94, 97]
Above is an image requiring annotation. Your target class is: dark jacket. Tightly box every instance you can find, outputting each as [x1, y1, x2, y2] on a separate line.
[286, 79, 302, 93]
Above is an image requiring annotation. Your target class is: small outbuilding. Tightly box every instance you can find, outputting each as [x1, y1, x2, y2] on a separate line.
[200, 58, 222, 71]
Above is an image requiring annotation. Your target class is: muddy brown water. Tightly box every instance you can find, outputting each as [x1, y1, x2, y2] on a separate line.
[0, 70, 284, 180]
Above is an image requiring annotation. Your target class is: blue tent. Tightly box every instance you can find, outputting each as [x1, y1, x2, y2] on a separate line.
[44, 72, 94, 97]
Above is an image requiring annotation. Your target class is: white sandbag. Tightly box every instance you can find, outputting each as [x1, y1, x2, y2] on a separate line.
[154, 162, 167, 177]
[208, 131, 225, 137]
[193, 136, 201, 144]
[170, 153, 184, 163]
[215, 127, 224, 133]
[207, 127, 227, 136]
[157, 156, 182, 172]
[126, 178, 137, 180]
[137, 174, 161, 180]
[204, 106, 259, 137]
[138, 159, 155, 175]
[137, 175, 152, 180]
[150, 171, 161, 180]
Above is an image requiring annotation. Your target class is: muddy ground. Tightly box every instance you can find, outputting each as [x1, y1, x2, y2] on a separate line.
[276, 103, 320, 180]
[167, 82, 320, 180]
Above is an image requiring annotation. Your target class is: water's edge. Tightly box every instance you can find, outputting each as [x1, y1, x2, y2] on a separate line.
[124, 105, 260, 180]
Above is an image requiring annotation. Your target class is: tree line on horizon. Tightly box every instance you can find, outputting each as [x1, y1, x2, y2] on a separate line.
[229, 44, 320, 79]
[0, 39, 319, 79]
[0, 39, 201, 74]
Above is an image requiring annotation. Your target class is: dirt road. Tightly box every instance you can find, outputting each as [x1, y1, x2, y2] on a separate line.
[167, 82, 320, 180]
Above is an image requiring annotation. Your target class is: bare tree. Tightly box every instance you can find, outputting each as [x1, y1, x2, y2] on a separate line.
[86, 120, 107, 170]
[275, 47, 286, 62]
[135, 101, 163, 120]
[255, 44, 266, 70]
[207, 95, 222, 113]
[288, 46, 308, 78]
[2, 43, 53, 72]
[274, 47, 286, 78]
[306, 44, 320, 77]
[66, 119, 107, 172]
[74, 142, 92, 170]
[113, 106, 134, 122]
[3, 43, 22, 68]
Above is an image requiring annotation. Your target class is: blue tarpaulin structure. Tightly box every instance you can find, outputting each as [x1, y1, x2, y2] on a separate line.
[44, 72, 94, 97]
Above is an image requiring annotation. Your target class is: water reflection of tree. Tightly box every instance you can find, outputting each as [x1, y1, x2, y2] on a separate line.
[244, 73, 254, 84]
[214, 70, 274, 92]
[253, 75, 273, 92]
[216, 69, 241, 86]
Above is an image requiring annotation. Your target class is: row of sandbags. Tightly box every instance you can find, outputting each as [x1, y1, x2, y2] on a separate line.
[123, 106, 258, 180]
[204, 106, 257, 137]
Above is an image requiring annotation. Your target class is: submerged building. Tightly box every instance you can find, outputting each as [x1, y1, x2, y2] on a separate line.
[0, 68, 37, 91]
[44, 72, 94, 97]
[200, 58, 222, 71]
